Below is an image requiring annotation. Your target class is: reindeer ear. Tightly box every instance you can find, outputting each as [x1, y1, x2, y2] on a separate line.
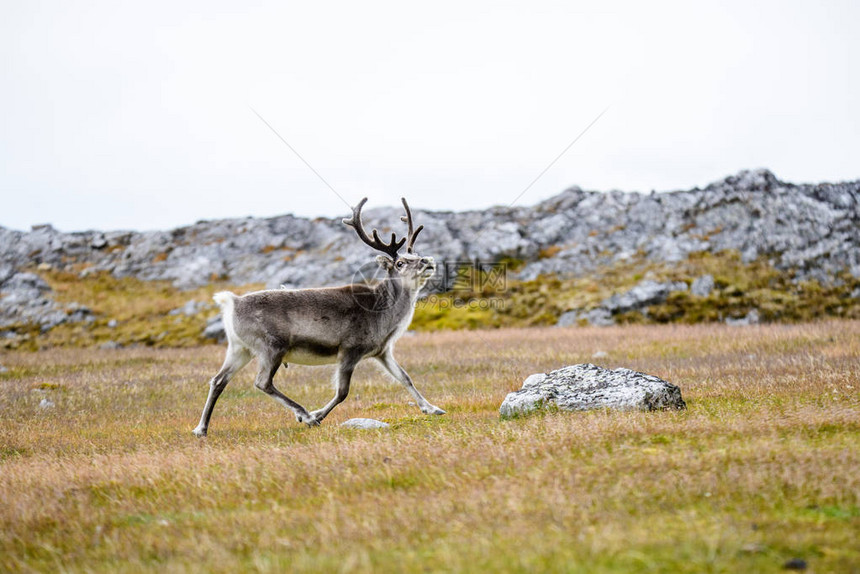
[376, 255, 395, 270]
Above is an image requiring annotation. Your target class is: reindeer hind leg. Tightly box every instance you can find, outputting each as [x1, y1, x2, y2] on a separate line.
[193, 344, 253, 437]
[254, 350, 319, 427]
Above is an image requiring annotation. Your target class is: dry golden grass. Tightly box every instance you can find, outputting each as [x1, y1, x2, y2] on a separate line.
[1, 322, 858, 572]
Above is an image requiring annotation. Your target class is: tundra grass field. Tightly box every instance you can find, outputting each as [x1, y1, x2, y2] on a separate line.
[1, 322, 859, 573]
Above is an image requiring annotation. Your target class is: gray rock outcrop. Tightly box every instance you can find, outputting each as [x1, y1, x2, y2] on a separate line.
[557, 278, 689, 327]
[725, 308, 761, 326]
[202, 316, 226, 342]
[1, 169, 859, 333]
[690, 274, 715, 297]
[557, 307, 615, 327]
[602, 279, 689, 313]
[500, 363, 686, 417]
[2, 169, 857, 291]
[0, 272, 92, 332]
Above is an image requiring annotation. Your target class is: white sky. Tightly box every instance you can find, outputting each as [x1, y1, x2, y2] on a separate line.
[1, 0, 858, 232]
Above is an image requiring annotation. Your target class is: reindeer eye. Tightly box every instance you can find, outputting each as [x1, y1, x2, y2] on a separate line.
[396, 260, 405, 269]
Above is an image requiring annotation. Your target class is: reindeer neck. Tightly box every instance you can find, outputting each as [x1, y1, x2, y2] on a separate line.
[371, 277, 420, 317]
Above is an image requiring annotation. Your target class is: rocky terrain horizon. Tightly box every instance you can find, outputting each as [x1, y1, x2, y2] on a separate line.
[1, 168, 859, 346]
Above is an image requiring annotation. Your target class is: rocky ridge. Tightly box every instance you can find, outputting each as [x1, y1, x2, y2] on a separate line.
[1, 169, 858, 334]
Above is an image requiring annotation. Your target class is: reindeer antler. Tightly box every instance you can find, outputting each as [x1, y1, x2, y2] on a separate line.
[400, 197, 424, 254]
[342, 197, 406, 259]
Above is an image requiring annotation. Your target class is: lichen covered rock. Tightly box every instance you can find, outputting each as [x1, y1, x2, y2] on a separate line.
[500, 363, 686, 417]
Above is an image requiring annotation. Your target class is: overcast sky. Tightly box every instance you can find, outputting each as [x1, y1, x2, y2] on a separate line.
[1, 0, 858, 232]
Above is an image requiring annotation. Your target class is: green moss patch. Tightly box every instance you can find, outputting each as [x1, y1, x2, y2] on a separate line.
[5, 251, 860, 348]
[412, 250, 860, 331]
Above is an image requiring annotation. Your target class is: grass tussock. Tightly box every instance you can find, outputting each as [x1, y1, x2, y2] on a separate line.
[1, 321, 858, 572]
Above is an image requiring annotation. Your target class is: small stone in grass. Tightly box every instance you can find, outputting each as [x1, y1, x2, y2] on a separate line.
[783, 558, 807, 570]
[341, 418, 389, 429]
[38, 398, 55, 409]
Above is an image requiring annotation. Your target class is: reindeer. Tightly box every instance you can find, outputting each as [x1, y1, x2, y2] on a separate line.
[192, 198, 445, 436]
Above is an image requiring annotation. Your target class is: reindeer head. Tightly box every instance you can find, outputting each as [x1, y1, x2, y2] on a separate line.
[343, 197, 436, 290]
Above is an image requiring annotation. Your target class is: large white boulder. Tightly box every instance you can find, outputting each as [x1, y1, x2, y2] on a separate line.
[500, 363, 686, 417]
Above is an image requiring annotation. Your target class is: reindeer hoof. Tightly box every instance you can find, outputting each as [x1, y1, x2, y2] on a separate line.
[423, 406, 446, 415]
[296, 412, 320, 427]
[308, 409, 328, 426]
[192, 427, 207, 437]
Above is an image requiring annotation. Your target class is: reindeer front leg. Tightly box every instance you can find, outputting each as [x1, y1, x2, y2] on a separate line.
[309, 350, 363, 424]
[376, 349, 445, 415]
